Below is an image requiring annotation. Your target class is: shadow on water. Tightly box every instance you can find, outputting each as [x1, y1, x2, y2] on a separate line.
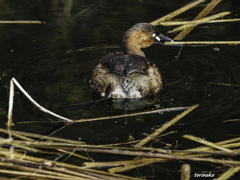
[1, 0, 240, 179]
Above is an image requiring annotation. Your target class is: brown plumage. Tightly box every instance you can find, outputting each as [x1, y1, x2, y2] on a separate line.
[90, 23, 173, 98]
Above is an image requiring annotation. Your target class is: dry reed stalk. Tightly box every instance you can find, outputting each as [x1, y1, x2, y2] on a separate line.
[174, 0, 222, 40]
[55, 147, 240, 165]
[74, 106, 190, 123]
[223, 119, 240, 122]
[134, 104, 199, 148]
[165, 41, 240, 45]
[216, 166, 240, 180]
[183, 135, 233, 152]
[84, 157, 168, 169]
[208, 82, 240, 87]
[108, 163, 147, 173]
[213, 137, 240, 146]
[11, 140, 143, 151]
[44, 145, 240, 157]
[0, 128, 34, 142]
[173, 148, 240, 156]
[0, 149, 139, 180]
[57, 149, 89, 160]
[71, 169, 138, 180]
[45, 167, 101, 180]
[13, 139, 240, 156]
[0, 156, 101, 180]
[106, 158, 169, 173]
[0, 141, 40, 153]
[11, 140, 91, 147]
[169, 11, 230, 33]
[160, 19, 240, 26]
[0, 169, 72, 180]
[135, 147, 171, 153]
[0, 156, 100, 180]
[0, 162, 84, 180]
[174, 144, 240, 157]
[220, 143, 240, 149]
[151, 0, 207, 26]
[0, 20, 42, 24]
[16, 143, 160, 153]
[0, 128, 85, 144]
[7, 79, 14, 140]
[181, 164, 191, 180]
[8, 78, 73, 123]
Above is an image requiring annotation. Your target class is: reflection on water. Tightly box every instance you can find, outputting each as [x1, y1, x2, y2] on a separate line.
[1, 0, 240, 179]
[111, 97, 159, 110]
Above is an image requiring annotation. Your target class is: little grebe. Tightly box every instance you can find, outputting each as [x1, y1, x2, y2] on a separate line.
[90, 23, 172, 98]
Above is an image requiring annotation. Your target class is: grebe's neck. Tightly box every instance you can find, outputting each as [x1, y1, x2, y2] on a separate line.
[122, 30, 145, 57]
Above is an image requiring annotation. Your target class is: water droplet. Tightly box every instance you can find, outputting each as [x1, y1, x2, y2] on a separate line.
[213, 47, 220, 52]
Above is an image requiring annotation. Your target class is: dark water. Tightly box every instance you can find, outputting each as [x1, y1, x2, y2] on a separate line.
[1, 0, 240, 179]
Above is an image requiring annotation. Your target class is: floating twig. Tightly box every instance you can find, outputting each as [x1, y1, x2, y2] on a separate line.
[108, 163, 147, 173]
[0, 149, 138, 180]
[0, 128, 85, 144]
[173, 148, 240, 156]
[217, 166, 240, 180]
[177, 137, 240, 155]
[174, 0, 222, 40]
[74, 106, 191, 123]
[0, 128, 34, 142]
[134, 104, 199, 148]
[169, 11, 230, 33]
[7, 79, 14, 140]
[0, 162, 83, 180]
[84, 158, 168, 169]
[54, 147, 240, 166]
[8, 78, 74, 123]
[223, 119, 240, 122]
[0, 141, 40, 153]
[0, 20, 43, 24]
[57, 149, 89, 160]
[160, 19, 240, 26]
[0, 169, 72, 180]
[181, 164, 191, 180]
[183, 135, 233, 152]
[165, 41, 240, 45]
[151, 0, 207, 26]
[208, 82, 240, 87]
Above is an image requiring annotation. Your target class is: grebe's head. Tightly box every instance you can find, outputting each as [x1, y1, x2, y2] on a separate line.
[122, 23, 173, 57]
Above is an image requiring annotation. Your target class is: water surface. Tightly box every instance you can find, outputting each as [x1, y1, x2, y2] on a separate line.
[0, 0, 240, 179]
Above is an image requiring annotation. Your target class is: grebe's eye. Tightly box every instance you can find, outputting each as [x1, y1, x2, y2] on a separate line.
[152, 33, 156, 37]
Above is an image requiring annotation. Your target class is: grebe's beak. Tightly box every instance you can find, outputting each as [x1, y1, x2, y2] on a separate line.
[154, 34, 173, 45]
